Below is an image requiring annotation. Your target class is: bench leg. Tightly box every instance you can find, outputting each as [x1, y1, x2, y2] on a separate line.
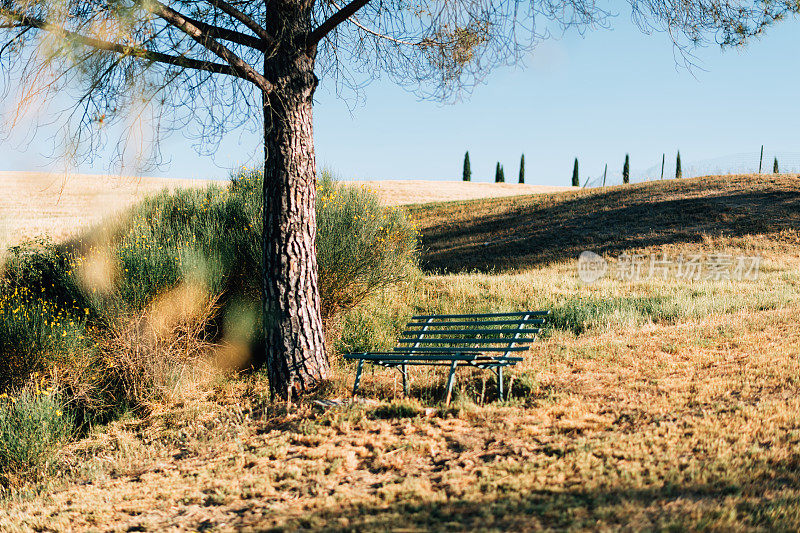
[402, 363, 409, 396]
[445, 361, 458, 407]
[497, 366, 504, 402]
[353, 359, 365, 396]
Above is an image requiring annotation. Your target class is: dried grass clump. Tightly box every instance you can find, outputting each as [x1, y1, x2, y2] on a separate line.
[99, 283, 220, 412]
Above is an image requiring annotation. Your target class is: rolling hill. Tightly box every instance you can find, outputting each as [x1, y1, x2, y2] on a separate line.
[410, 174, 800, 271]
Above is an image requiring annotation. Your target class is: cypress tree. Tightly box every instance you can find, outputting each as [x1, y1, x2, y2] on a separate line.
[676, 151, 682, 179]
[773, 157, 779, 174]
[499, 164, 505, 182]
[572, 158, 579, 187]
[519, 154, 525, 184]
[495, 162, 503, 183]
[462, 151, 471, 181]
[623, 154, 630, 184]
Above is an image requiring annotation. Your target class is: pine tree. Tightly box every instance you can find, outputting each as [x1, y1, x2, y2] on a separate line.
[676, 151, 682, 179]
[774, 157, 779, 174]
[519, 154, 525, 184]
[572, 158, 579, 187]
[463, 151, 471, 181]
[623, 154, 630, 184]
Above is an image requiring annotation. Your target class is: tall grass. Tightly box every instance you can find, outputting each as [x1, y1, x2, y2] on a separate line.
[337, 263, 800, 352]
[0, 377, 72, 487]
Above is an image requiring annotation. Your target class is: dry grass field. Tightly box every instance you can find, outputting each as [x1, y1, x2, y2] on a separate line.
[0, 171, 563, 247]
[350, 179, 570, 205]
[2, 174, 800, 531]
[0, 172, 212, 246]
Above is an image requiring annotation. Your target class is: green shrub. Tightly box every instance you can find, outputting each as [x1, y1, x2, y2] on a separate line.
[227, 169, 418, 318]
[315, 175, 418, 317]
[0, 284, 91, 392]
[0, 379, 72, 485]
[3, 238, 96, 321]
[114, 184, 250, 310]
[370, 399, 423, 419]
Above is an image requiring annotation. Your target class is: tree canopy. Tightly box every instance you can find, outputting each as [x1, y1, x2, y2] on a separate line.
[1, 0, 795, 165]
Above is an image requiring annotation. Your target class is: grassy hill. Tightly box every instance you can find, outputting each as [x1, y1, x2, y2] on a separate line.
[3, 174, 800, 531]
[411, 174, 800, 271]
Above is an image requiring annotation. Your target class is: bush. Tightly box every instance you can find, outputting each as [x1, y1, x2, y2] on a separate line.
[3, 238, 92, 317]
[227, 169, 418, 318]
[0, 279, 92, 393]
[0, 377, 72, 486]
[0, 169, 418, 413]
[315, 176, 418, 317]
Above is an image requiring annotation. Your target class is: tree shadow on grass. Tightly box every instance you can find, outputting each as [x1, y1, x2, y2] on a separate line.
[268, 472, 800, 531]
[416, 177, 800, 272]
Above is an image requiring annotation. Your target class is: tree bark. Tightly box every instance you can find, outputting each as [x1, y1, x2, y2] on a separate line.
[261, 43, 330, 398]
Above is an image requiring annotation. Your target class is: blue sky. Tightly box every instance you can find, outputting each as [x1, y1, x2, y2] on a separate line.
[2, 14, 800, 186]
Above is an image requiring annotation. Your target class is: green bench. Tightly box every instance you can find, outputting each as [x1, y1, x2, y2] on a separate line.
[343, 311, 549, 405]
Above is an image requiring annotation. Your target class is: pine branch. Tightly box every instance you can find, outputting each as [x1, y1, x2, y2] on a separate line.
[308, 0, 371, 48]
[143, 0, 273, 92]
[0, 8, 244, 79]
[207, 0, 275, 49]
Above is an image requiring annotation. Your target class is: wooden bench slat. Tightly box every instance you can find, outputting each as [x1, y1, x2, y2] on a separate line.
[411, 311, 550, 319]
[406, 319, 545, 327]
[397, 337, 536, 345]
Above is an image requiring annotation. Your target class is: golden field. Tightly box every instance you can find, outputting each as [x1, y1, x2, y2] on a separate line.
[2, 174, 800, 531]
[0, 171, 565, 246]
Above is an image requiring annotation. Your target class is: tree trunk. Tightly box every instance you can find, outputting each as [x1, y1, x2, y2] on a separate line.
[261, 45, 330, 398]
